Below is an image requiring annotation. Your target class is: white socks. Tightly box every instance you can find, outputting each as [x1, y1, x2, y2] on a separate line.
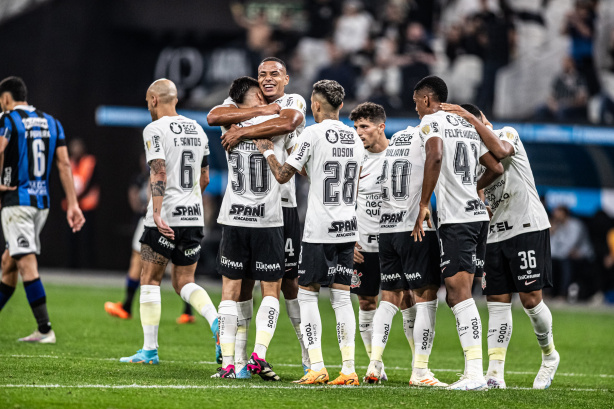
[330, 289, 356, 375]
[524, 300, 556, 358]
[451, 298, 483, 377]
[179, 283, 217, 328]
[235, 299, 253, 366]
[401, 305, 417, 367]
[140, 285, 161, 351]
[286, 298, 310, 367]
[371, 301, 398, 363]
[487, 302, 512, 378]
[298, 288, 324, 371]
[359, 308, 376, 359]
[254, 296, 280, 359]
[218, 300, 238, 368]
[413, 300, 438, 375]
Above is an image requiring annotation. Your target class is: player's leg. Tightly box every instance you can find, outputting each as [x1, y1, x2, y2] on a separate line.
[119, 242, 168, 364]
[172, 264, 217, 331]
[400, 290, 416, 365]
[235, 279, 254, 378]
[328, 242, 359, 386]
[294, 243, 328, 384]
[248, 279, 282, 381]
[351, 251, 380, 364]
[485, 293, 512, 388]
[213, 276, 241, 378]
[105, 250, 141, 320]
[441, 222, 487, 390]
[357, 295, 377, 359]
[0, 249, 18, 311]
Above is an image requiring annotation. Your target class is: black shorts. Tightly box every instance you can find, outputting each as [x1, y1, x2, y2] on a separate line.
[298, 242, 354, 287]
[439, 221, 488, 279]
[217, 225, 285, 282]
[379, 231, 441, 291]
[483, 229, 553, 295]
[283, 207, 301, 279]
[351, 251, 380, 297]
[140, 226, 203, 266]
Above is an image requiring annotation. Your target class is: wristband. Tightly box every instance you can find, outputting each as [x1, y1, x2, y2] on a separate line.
[263, 150, 275, 159]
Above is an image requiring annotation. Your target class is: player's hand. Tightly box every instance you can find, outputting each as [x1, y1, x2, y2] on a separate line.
[440, 103, 474, 121]
[263, 103, 281, 116]
[153, 213, 175, 240]
[486, 205, 493, 220]
[353, 243, 364, 264]
[66, 204, 86, 233]
[411, 205, 432, 242]
[481, 111, 493, 129]
[221, 125, 243, 151]
[254, 138, 274, 154]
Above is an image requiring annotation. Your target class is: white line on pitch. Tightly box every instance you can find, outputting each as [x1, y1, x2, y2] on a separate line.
[5, 355, 614, 379]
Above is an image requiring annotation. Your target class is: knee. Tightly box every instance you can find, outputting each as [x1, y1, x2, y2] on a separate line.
[281, 278, 298, 299]
[520, 292, 542, 310]
[358, 297, 377, 311]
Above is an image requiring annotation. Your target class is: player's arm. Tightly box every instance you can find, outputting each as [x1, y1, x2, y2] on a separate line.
[149, 158, 174, 239]
[56, 146, 85, 232]
[254, 139, 297, 184]
[207, 103, 281, 127]
[412, 137, 442, 242]
[441, 103, 514, 160]
[478, 152, 504, 186]
[221, 109, 303, 150]
[0, 118, 16, 194]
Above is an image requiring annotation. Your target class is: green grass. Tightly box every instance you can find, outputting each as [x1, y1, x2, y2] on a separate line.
[0, 281, 613, 409]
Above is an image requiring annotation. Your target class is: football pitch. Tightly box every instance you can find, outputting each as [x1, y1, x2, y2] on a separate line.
[0, 277, 613, 409]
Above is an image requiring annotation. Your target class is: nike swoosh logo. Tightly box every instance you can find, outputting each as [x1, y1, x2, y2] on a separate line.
[359, 173, 370, 180]
[441, 267, 447, 272]
[525, 280, 537, 285]
[285, 268, 292, 272]
[459, 332, 467, 337]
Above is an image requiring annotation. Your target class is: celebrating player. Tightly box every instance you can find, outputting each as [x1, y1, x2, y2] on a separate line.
[120, 79, 218, 365]
[255, 80, 364, 385]
[212, 76, 291, 380]
[0, 76, 85, 343]
[207, 57, 310, 373]
[442, 102, 560, 390]
[412, 76, 503, 390]
[347, 102, 388, 380]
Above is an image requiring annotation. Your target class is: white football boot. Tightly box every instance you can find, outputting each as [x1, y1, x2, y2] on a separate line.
[447, 373, 488, 391]
[533, 350, 560, 390]
[18, 329, 56, 344]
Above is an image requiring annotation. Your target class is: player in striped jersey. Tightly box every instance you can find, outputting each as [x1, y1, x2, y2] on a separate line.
[0, 76, 85, 343]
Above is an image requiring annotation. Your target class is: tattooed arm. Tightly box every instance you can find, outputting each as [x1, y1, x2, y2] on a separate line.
[150, 158, 175, 239]
[254, 139, 297, 184]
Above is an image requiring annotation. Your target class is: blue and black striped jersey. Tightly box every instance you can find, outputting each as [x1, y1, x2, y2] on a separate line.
[0, 105, 66, 209]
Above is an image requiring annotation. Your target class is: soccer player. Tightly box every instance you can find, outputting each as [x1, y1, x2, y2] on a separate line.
[359, 119, 447, 387]
[120, 79, 218, 364]
[412, 76, 503, 390]
[0, 76, 85, 343]
[212, 76, 289, 381]
[347, 102, 388, 379]
[254, 80, 365, 386]
[207, 57, 310, 373]
[441, 102, 560, 390]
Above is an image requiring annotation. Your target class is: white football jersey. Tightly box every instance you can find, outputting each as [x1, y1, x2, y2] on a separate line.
[482, 127, 551, 243]
[286, 119, 365, 243]
[220, 93, 307, 208]
[380, 126, 435, 233]
[419, 111, 489, 225]
[143, 115, 209, 228]
[356, 149, 386, 253]
[217, 115, 286, 227]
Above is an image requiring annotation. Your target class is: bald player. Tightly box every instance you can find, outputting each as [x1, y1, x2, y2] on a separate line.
[120, 79, 219, 364]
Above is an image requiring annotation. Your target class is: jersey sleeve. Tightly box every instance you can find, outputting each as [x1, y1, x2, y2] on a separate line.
[280, 94, 307, 119]
[285, 128, 313, 171]
[418, 115, 442, 147]
[143, 123, 165, 163]
[0, 114, 11, 141]
[499, 126, 520, 154]
[201, 127, 210, 167]
[478, 139, 489, 158]
[55, 119, 66, 147]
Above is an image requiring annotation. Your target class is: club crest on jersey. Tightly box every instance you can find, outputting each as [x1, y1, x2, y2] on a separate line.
[170, 122, 182, 134]
[325, 129, 339, 144]
[285, 97, 294, 107]
[328, 216, 357, 238]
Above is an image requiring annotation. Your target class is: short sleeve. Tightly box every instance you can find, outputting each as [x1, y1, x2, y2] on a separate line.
[199, 125, 211, 157]
[479, 140, 489, 158]
[418, 115, 442, 147]
[143, 123, 165, 163]
[499, 126, 519, 155]
[55, 119, 66, 147]
[210, 97, 238, 112]
[0, 114, 12, 141]
[280, 94, 307, 119]
[285, 128, 312, 171]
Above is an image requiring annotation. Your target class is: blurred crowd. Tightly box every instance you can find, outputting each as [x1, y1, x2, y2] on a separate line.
[227, 0, 614, 123]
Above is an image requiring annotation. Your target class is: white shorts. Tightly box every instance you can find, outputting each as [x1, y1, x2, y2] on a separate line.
[1, 206, 49, 257]
[131, 217, 145, 253]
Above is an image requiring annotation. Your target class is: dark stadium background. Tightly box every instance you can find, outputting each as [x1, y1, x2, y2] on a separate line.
[0, 0, 612, 304]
